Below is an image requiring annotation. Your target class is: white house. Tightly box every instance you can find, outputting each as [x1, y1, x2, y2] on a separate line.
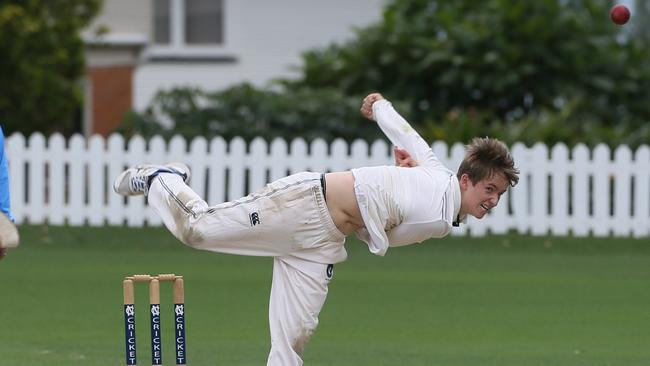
[83, 0, 386, 136]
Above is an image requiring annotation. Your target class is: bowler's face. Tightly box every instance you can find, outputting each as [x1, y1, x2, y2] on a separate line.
[460, 173, 509, 219]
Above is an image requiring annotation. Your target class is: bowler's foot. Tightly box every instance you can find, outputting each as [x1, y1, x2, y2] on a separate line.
[113, 162, 191, 196]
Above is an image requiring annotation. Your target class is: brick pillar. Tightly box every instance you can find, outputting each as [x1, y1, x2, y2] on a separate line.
[88, 65, 134, 136]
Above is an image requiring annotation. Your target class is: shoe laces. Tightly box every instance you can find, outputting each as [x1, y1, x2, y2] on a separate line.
[130, 169, 154, 193]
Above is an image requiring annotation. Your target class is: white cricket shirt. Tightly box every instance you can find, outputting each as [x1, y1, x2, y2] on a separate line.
[351, 100, 464, 256]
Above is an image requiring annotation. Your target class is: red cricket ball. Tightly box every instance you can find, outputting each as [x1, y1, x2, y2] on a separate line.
[610, 4, 631, 25]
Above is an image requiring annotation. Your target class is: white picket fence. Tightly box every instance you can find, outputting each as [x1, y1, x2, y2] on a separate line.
[6, 133, 650, 237]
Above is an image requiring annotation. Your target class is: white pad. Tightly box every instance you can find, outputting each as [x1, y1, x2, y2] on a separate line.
[0, 212, 19, 248]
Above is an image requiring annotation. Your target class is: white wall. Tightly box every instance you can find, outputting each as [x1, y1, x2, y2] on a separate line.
[133, 0, 386, 109]
[91, 0, 152, 37]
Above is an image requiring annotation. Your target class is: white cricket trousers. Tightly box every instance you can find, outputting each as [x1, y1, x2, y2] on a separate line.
[147, 171, 347, 366]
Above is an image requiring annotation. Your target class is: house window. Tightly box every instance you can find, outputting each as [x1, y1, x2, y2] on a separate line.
[154, 0, 171, 44]
[153, 0, 224, 46]
[185, 0, 223, 44]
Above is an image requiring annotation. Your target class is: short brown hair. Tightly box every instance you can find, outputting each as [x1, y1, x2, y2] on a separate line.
[457, 137, 519, 187]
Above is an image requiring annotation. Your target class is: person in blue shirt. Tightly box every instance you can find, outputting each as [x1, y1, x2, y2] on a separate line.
[0, 124, 19, 260]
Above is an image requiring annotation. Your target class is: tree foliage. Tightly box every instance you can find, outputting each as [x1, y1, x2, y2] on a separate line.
[124, 0, 650, 147]
[118, 84, 387, 143]
[0, 0, 102, 135]
[294, 0, 650, 147]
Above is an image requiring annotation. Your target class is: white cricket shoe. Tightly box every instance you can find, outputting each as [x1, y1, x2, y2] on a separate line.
[113, 162, 191, 196]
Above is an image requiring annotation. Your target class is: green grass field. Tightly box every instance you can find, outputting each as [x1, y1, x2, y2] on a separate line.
[1, 225, 649, 366]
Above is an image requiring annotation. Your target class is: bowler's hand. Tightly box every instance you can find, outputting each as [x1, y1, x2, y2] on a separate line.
[394, 147, 417, 167]
[360, 93, 385, 121]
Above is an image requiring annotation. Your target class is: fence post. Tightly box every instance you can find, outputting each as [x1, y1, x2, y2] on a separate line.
[511, 143, 529, 235]
[592, 144, 611, 236]
[125, 136, 147, 227]
[87, 135, 105, 226]
[228, 137, 246, 200]
[106, 134, 126, 225]
[49, 134, 66, 225]
[572, 144, 590, 237]
[208, 137, 227, 204]
[613, 145, 633, 236]
[249, 137, 269, 192]
[550, 144, 570, 236]
[27, 134, 47, 224]
[633, 146, 650, 237]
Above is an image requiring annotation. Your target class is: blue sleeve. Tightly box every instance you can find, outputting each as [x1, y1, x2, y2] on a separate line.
[0, 125, 14, 222]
